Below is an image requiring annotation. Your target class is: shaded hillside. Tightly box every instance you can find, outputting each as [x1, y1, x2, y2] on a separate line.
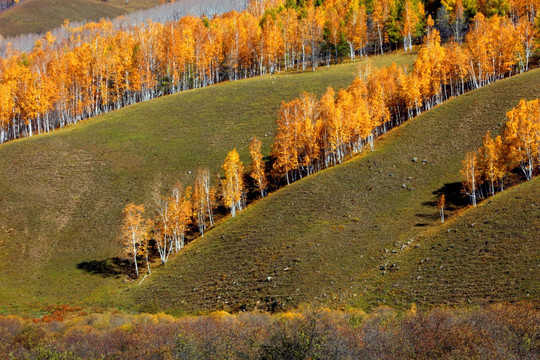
[0, 0, 154, 37]
[380, 177, 539, 306]
[130, 69, 540, 314]
[0, 52, 414, 314]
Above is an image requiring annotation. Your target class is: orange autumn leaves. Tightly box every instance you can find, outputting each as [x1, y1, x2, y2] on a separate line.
[271, 82, 376, 183]
[119, 142, 264, 274]
[0, 0, 372, 143]
[3, 0, 538, 144]
[462, 99, 540, 206]
[270, 14, 532, 184]
[113, 2, 540, 275]
[120, 169, 216, 271]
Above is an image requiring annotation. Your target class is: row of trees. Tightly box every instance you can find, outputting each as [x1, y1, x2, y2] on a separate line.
[121, 135, 272, 277]
[462, 99, 540, 206]
[270, 13, 537, 184]
[121, 168, 214, 276]
[119, 14, 537, 277]
[0, 0, 19, 11]
[1, 0, 538, 143]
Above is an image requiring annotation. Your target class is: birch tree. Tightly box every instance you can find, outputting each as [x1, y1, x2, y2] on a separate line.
[461, 151, 478, 206]
[344, 2, 368, 61]
[437, 195, 445, 223]
[478, 131, 505, 196]
[221, 148, 245, 217]
[119, 203, 146, 277]
[503, 99, 539, 181]
[155, 197, 174, 264]
[249, 137, 268, 198]
[193, 168, 216, 236]
[169, 183, 193, 252]
[401, 0, 425, 51]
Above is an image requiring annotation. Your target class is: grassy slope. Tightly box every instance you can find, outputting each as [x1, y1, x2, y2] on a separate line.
[129, 69, 540, 315]
[0, 0, 154, 37]
[0, 52, 414, 314]
[384, 177, 539, 306]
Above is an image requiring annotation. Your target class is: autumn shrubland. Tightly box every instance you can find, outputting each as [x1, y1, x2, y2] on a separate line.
[0, 52, 414, 314]
[0, 303, 538, 359]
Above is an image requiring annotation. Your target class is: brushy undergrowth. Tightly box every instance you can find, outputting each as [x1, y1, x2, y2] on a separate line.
[0, 303, 538, 360]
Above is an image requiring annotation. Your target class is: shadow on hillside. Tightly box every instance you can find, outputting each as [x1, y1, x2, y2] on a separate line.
[77, 258, 129, 278]
[426, 182, 469, 210]
[414, 182, 469, 225]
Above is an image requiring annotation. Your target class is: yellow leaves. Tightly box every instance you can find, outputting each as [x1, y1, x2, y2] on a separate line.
[272, 91, 323, 179]
[325, 5, 342, 46]
[262, 15, 284, 67]
[465, 14, 523, 85]
[408, 303, 418, 315]
[209, 310, 235, 320]
[119, 203, 147, 272]
[280, 311, 304, 321]
[437, 195, 445, 210]
[464, 98, 539, 202]
[249, 137, 268, 197]
[442, 0, 475, 19]
[461, 151, 479, 205]
[461, 152, 477, 183]
[271, 64, 401, 179]
[477, 131, 508, 189]
[414, 28, 446, 100]
[117, 323, 133, 333]
[221, 148, 245, 216]
[44, 32, 56, 47]
[168, 182, 193, 236]
[0, 83, 14, 128]
[344, 1, 368, 50]
[401, 0, 424, 38]
[399, 72, 422, 110]
[426, 14, 435, 28]
[444, 40, 468, 81]
[272, 98, 302, 178]
[0, 0, 536, 144]
[372, 0, 392, 26]
[123, 203, 145, 220]
[502, 99, 540, 177]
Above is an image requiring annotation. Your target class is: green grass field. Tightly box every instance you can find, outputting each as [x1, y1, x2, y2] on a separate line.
[0, 52, 415, 315]
[0, 0, 155, 37]
[128, 69, 540, 315]
[384, 177, 539, 306]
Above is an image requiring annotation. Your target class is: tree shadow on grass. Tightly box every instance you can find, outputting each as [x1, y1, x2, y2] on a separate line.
[423, 182, 469, 210]
[77, 258, 131, 278]
[415, 182, 469, 225]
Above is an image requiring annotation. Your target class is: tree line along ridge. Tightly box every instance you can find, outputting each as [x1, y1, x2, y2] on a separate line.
[0, 0, 538, 142]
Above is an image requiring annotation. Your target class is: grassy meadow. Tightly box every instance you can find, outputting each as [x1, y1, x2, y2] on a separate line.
[0, 52, 415, 314]
[385, 177, 539, 306]
[129, 69, 540, 314]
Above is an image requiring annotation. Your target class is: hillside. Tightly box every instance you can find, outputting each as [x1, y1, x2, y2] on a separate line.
[0, 0, 155, 37]
[381, 177, 539, 306]
[0, 52, 414, 314]
[129, 69, 540, 314]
